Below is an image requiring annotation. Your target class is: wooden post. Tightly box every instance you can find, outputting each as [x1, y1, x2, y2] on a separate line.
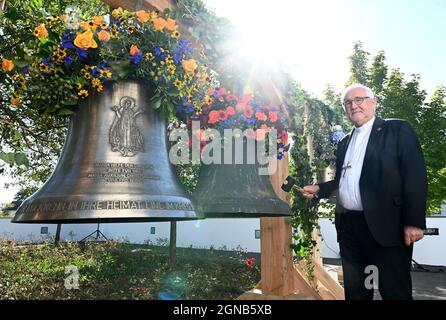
[169, 221, 177, 266]
[55, 223, 62, 246]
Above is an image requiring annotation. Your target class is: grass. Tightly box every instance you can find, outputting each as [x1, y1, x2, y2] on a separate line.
[0, 240, 260, 300]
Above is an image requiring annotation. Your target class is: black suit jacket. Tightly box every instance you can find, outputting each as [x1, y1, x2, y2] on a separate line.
[318, 117, 427, 247]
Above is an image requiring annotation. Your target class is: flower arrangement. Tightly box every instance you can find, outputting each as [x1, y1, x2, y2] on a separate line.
[1, 6, 212, 119]
[194, 87, 290, 159]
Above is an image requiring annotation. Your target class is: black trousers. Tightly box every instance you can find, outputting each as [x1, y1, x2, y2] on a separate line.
[338, 210, 413, 300]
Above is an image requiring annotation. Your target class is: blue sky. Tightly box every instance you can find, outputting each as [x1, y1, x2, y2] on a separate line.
[204, 0, 446, 97]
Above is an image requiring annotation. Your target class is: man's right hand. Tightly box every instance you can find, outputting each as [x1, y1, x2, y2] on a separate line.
[302, 185, 320, 199]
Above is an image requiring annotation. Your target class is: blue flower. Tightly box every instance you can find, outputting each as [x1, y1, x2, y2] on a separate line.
[64, 56, 74, 66]
[61, 41, 75, 49]
[329, 131, 345, 143]
[91, 68, 100, 77]
[128, 52, 142, 64]
[75, 48, 88, 59]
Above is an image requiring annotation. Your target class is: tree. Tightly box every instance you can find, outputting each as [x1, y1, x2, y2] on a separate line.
[346, 41, 370, 87]
[418, 86, 446, 213]
[368, 50, 388, 101]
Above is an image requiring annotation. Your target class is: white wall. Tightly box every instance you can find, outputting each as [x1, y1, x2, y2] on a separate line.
[1, 217, 444, 266]
[0, 218, 261, 253]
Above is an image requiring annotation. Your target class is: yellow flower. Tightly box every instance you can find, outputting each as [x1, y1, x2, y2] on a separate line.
[145, 52, 154, 60]
[78, 89, 89, 98]
[173, 79, 182, 89]
[181, 59, 197, 75]
[74, 29, 98, 50]
[129, 44, 140, 56]
[98, 30, 110, 42]
[112, 7, 124, 18]
[2, 58, 14, 73]
[171, 30, 180, 39]
[153, 17, 167, 31]
[136, 10, 151, 23]
[165, 18, 177, 31]
[33, 24, 48, 39]
[128, 25, 136, 33]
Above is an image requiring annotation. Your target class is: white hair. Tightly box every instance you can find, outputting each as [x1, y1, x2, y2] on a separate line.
[341, 84, 375, 104]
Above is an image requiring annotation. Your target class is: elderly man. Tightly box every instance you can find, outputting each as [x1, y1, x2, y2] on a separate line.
[303, 84, 427, 300]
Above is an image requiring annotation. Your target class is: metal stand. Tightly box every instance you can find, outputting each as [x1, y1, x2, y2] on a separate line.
[80, 223, 108, 242]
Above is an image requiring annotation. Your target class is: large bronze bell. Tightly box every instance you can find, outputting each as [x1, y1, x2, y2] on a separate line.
[193, 138, 291, 218]
[12, 80, 197, 223]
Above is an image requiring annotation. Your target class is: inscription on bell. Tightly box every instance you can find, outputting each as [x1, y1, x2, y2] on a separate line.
[86, 162, 160, 183]
[19, 200, 195, 213]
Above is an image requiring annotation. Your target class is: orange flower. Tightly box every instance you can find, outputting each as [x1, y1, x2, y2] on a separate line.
[2, 58, 14, 73]
[10, 96, 20, 107]
[74, 29, 98, 49]
[60, 15, 67, 22]
[182, 59, 197, 75]
[92, 16, 105, 26]
[33, 24, 48, 39]
[153, 17, 167, 31]
[136, 10, 151, 23]
[129, 44, 140, 56]
[269, 111, 278, 123]
[255, 112, 267, 122]
[207, 88, 215, 96]
[165, 18, 177, 31]
[98, 30, 110, 42]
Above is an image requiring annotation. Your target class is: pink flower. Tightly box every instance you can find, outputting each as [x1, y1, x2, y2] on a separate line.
[269, 111, 278, 123]
[255, 112, 267, 122]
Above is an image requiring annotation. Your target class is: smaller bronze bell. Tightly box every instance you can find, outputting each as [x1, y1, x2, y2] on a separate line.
[193, 138, 291, 218]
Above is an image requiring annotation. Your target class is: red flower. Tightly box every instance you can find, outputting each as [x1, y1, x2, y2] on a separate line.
[207, 88, 215, 96]
[280, 130, 288, 145]
[245, 258, 256, 269]
[208, 110, 220, 124]
[217, 87, 227, 96]
[218, 110, 228, 121]
[269, 111, 278, 123]
[225, 94, 238, 102]
[139, 287, 147, 294]
[226, 106, 235, 116]
[255, 112, 267, 122]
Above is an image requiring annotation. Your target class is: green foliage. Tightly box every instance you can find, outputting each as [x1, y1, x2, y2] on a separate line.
[0, 240, 260, 300]
[346, 41, 370, 87]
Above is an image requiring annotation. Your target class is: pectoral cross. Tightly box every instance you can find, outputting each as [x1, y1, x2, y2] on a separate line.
[342, 162, 352, 178]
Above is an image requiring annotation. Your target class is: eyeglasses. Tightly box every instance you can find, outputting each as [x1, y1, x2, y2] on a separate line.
[343, 96, 370, 108]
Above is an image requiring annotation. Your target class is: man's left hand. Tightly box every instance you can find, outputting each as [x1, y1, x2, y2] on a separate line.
[404, 226, 424, 246]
